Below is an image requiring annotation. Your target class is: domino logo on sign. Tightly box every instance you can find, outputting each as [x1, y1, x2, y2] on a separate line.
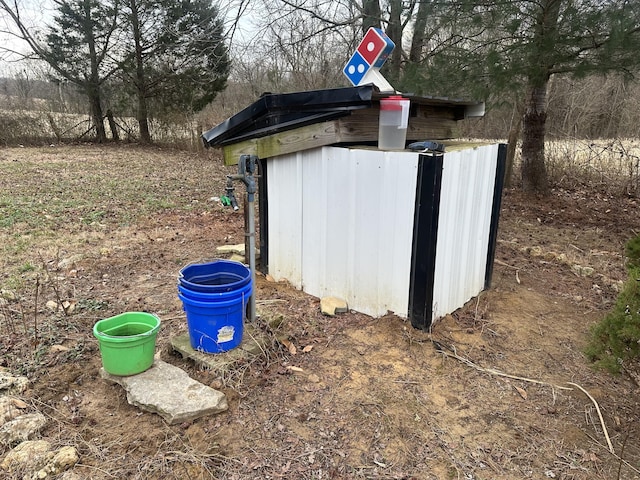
[343, 27, 395, 87]
[358, 27, 394, 68]
[343, 51, 369, 86]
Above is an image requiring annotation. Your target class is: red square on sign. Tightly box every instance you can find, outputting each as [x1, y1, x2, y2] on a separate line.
[357, 28, 386, 65]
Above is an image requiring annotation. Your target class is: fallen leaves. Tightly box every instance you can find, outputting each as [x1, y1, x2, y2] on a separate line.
[514, 385, 527, 400]
[281, 339, 297, 355]
[280, 339, 314, 355]
[11, 398, 28, 410]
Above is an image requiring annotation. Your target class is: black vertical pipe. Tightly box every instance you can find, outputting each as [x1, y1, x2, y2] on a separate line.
[258, 158, 269, 274]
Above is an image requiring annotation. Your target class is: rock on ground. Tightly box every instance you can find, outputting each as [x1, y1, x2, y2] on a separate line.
[0, 412, 47, 447]
[0, 370, 29, 396]
[0, 440, 52, 473]
[320, 296, 348, 316]
[100, 360, 228, 425]
[32, 445, 79, 479]
[0, 397, 28, 426]
[1, 440, 79, 479]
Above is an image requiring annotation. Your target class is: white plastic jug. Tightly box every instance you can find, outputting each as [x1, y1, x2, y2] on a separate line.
[378, 96, 410, 150]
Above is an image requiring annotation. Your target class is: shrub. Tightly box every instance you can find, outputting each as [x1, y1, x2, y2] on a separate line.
[586, 235, 640, 373]
[626, 234, 640, 270]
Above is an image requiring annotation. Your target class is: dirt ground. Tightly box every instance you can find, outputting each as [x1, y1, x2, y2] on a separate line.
[0, 144, 639, 479]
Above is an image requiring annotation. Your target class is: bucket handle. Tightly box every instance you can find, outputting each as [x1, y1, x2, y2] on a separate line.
[95, 314, 161, 338]
[399, 101, 409, 129]
[178, 258, 226, 279]
[179, 258, 246, 274]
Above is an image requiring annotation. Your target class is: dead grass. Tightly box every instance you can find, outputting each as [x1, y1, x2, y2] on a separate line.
[0, 145, 639, 479]
[507, 138, 640, 195]
[0, 108, 204, 149]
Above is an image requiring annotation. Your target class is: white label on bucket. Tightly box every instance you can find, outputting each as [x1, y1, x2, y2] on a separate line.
[217, 326, 235, 343]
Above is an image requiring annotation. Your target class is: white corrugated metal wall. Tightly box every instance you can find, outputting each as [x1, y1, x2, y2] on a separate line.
[431, 144, 499, 321]
[268, 146, 418, 317]
[267, 144, 500, 323]
[266, 149, 308, 287]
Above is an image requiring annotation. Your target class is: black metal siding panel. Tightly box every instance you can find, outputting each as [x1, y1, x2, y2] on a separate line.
[258, 158, 269, 274]
[408, 153, 444, 330]
[484, 143, 508, 289]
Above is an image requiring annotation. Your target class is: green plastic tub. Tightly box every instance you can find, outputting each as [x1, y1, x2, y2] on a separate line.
[93, 312, 161, 376]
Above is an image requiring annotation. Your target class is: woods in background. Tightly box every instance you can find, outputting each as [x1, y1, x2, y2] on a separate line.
[1, 0, 639, 194]
[0, 0, 230, 143]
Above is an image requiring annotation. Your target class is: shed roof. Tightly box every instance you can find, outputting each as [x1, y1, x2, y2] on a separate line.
[202, 85, 484, 148]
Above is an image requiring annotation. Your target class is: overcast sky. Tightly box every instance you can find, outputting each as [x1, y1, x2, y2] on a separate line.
[0, 0, 261, 77]
[0, 0, 55, 74]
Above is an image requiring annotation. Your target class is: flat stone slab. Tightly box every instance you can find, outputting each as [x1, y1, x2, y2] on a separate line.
[100, 360, 227, 425]
[216, 243, 246, 255]
[215, 244, 260, 258]
[171, 323, 268, 371]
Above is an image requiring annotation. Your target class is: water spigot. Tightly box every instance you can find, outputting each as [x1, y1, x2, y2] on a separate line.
[225, 177, 239, 211]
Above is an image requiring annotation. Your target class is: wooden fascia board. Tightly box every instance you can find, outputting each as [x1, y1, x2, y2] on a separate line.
[223, 120, 340, 165]
[221, 113, 457, 165]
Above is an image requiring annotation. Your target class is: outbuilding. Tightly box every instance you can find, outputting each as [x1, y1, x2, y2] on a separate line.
[203, 85, 506, 330]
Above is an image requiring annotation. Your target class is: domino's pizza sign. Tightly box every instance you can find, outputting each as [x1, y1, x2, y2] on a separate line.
[344, 28, 395, 87]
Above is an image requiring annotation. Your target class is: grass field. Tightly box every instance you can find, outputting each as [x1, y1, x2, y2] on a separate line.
[0, 143, 639, 479]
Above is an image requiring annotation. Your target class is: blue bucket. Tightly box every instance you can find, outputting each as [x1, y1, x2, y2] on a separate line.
[177, 279, 252, 303]
[179, 260, 251, 293]
[178, 291, 250, 353]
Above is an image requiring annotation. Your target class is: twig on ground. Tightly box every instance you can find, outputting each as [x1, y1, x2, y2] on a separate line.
[74, 464, 118, 477]
[569, 244, 585, 254]
[157, 316, 185, 322]
[495, 259, 519, 270]
[567, 382, 615, 454]
[474, 296, 481, 320]
[585, 432, 640, 476]
[434, 344, 573, 391]
[617, 430, 631, 480]
[33, 276, 40, 348]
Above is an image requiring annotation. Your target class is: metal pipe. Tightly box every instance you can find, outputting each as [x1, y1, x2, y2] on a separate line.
[224, 155, 258, 323]
[246, 191, 256, 323]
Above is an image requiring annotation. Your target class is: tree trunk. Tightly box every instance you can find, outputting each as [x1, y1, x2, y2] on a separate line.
[519, 0, 561, 194]
[129, 0, 151, 144]
[505, 117, 521, 188]
[361, 0, 381, 33]
[106, 109, 119, 141]
[88, 84, 106, 142]
[409, 0, 429, 63]
[386, 0, 402, 83]
[521, 83, 549, 193]
[84, 0, 106, 143]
